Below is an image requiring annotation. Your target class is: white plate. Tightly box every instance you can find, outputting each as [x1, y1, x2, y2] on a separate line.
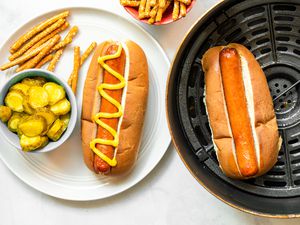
[0, 7, 170, 201]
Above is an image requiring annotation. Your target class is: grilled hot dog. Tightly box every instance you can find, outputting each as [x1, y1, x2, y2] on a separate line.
[81, 40, 148, 175]
[202, 43, 281, 179]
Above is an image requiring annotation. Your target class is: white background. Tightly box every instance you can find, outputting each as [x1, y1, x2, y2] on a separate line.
[0, 0, 300, 224]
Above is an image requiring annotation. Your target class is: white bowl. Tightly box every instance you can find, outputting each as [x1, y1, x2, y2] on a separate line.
[0, 69, 77, 153]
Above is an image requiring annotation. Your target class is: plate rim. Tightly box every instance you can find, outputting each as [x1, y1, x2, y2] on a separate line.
[0, 5, 171, 201]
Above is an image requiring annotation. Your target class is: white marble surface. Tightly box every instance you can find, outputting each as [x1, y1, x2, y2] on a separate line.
[0, 0, 300, 224]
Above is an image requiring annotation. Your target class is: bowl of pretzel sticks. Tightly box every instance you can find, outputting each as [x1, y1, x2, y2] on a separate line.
[120, 0, 196, 25]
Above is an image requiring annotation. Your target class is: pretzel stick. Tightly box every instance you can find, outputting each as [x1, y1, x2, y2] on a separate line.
[35, 55, 53, 68]
[150, 0, 157, 7]
[24, 22, 69, 55]
[148, 5, 159, 24]
[156, 0, 171, 22]
[177, 0, 191, 5]
[138, 0, 147, 19]
[159, 0, 166, 8]
[172, 0, 180, 21]
[47, 49, 63, 72]
[9, 19, 66, 61]
[179, 2, 187, 17]
[10, 11, 69, 53]
[16, 35, 60, 72]
[51, 26, 78, 53]
[70, 46, 81, 93]
[80, 42, 97, 65]
[120, 0, 140, 7]
[1, 38, 55, 71]
[145, 0, 152, 17]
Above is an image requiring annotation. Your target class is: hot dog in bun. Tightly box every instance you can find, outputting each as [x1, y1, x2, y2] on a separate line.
[81, 40, 148, 175]
[202, 43, 282, 179]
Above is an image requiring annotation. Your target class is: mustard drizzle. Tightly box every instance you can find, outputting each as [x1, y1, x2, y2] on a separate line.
[89, 44, 126, 167]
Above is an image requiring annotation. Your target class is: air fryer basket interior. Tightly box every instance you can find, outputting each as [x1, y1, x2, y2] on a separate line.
[167, 0, 300, 217]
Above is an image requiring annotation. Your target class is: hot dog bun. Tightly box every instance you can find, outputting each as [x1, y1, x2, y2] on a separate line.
[81, 40, 148, 175]
[202, 43, 282, 179]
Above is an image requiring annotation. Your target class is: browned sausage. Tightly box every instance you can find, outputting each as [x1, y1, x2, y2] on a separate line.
[93, 45, 126, 174]
[219, 48, 258, 177]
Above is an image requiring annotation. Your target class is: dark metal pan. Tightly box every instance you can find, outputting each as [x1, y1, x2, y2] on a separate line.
[167, 0, 300, 218]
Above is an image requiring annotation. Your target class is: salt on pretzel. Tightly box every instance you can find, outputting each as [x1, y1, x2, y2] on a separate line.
[9, 19, 66, 61]
[47, 49, 63, 72]
[24, 21, 69, 55]
[51, 26, 78, 53]
[10, 11, 69, 53]
[172, 0, 180, 21]
[1, 37, 56, 71]
[156, 0, 171, 22]
[80, 42, 97, 66]
[16, 35, 60, 72]
[70, 46, 81, 93]
[35, 55, 53, 69]
[120, 0, 140, 7]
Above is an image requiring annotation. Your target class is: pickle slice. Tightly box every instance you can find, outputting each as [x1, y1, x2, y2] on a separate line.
[4, 90, 24, 112]
[60, 113, 70, 131]
[20, 135, 48, 152]
[18, 115, 47, 137]
[28, 86, 49, 109]
[23, 96, 35, 115]
[35, 108, 57, 134]
[10, 83, 30, 95]
[22, 77, 46, 87]
[43, 82, 66, 105]
[47, 119, 64, 141]
[50, 98, 71, 116]
[0, 105, 12, 122]
[8, 112, 24, 133]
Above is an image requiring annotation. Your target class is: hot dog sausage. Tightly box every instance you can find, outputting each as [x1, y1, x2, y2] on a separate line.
[219, 48, 258, 177]
[93, 45, 126, 174]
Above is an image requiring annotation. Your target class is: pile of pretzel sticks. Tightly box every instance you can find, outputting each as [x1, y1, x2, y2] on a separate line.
[120, 0, 192, 24]
[0, 11, 96, 94]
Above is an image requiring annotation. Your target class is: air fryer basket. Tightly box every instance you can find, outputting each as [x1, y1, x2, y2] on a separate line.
[167, 0, 300, 217]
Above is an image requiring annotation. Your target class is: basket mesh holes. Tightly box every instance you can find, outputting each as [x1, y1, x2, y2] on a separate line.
[276, 161, 285, 166]
[273, 5, 296, 11]
[277, 46, 288, 51]
[289, 138, 299, 145]
[291, 149, 300, 155]
[267, 170, 285, 175]
[247, 18, 267, 27]
[274, 16, 294, 22]
[294, 49, 300, 56]
[243, 6, 265, 17]
[199, 97, 207, 116]
[188, 96, 196, 118]
[194, 125, 208, 146]
[292, 169, 300, 174]
[264, 180, 287, 187]
[260, 48, 271, 54]
[256, 38, 270, 45]
[292, 159, 300, 164]
[252, 28, 268, 36]
[275, 26, 292, 32]
[276, 36, 290, 42]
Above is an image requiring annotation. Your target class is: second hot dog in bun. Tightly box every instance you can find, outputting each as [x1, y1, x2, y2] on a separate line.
[202, 43, 282, 179]
[81, 40, 148, 175]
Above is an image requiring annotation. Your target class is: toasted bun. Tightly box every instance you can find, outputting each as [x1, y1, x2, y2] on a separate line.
[202, 43, 281, 179]
[81, 40, 148, 175]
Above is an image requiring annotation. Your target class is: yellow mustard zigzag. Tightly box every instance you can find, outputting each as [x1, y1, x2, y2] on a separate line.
[89, 44, 126, 167]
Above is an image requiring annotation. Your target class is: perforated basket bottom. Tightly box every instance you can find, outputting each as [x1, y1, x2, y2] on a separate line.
[178, 0, 300, 197]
